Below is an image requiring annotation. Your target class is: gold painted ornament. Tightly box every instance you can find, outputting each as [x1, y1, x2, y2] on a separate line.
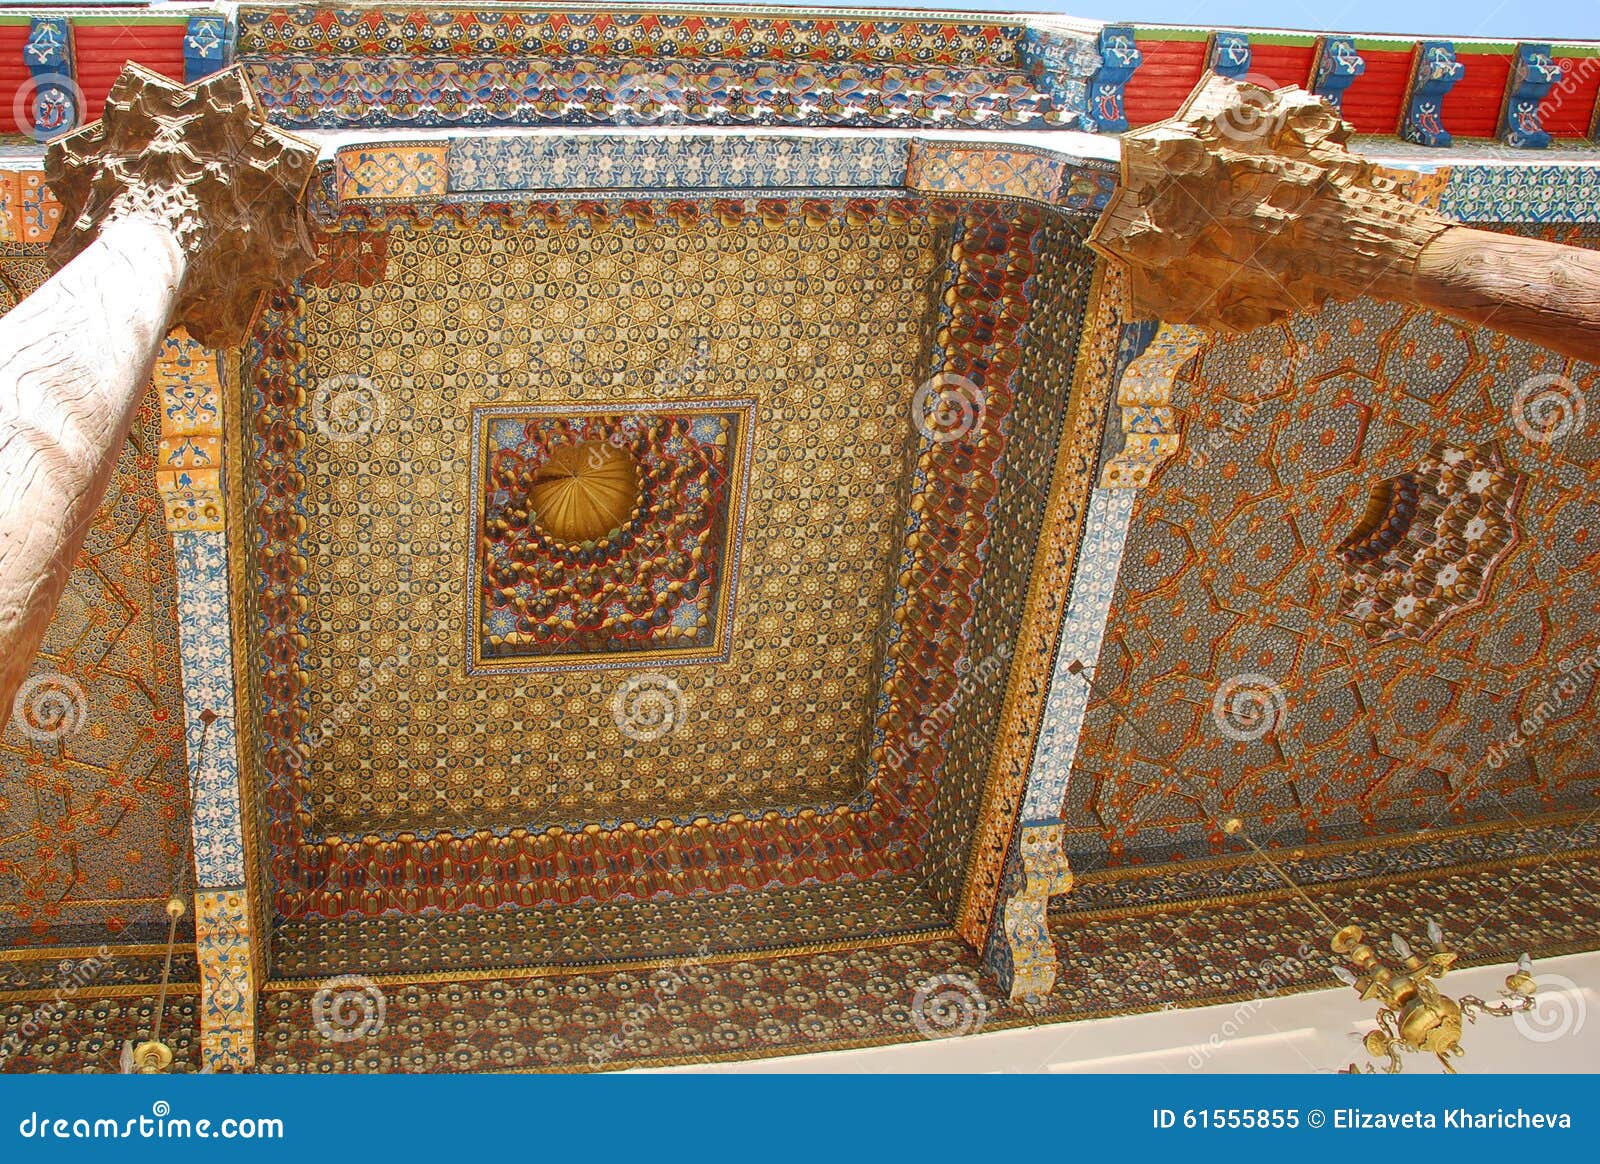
[527, 440, 642, 545]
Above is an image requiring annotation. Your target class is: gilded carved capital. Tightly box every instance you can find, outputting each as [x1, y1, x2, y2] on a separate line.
[44, 64, 318, 348]
[1089, 74, 1453, 333]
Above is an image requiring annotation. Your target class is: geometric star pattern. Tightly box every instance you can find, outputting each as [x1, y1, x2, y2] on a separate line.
[1064, 293, 1600, 869]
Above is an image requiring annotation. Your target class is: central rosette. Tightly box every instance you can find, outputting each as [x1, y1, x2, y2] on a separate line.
[527, 439, 643, 545]
[475, 407, 750, 667]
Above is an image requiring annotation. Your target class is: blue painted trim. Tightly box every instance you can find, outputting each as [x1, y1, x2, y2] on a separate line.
[1086, 24, 1142, 133]
[23, 17, 77, 141]
[1402, 41, 1464, 148]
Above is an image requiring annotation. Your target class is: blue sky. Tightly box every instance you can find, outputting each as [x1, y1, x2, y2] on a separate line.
[783, 1, 1600, 40]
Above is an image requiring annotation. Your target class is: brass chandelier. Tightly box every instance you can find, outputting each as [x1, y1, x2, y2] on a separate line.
[1329, 919, 1538, 1073]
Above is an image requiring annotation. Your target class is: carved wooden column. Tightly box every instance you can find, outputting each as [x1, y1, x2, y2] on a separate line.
[0, 63, 316, 728]
[1089, 74, 1600, 364]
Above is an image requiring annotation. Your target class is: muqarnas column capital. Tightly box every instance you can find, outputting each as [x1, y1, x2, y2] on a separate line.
[44, 64, 318, 348]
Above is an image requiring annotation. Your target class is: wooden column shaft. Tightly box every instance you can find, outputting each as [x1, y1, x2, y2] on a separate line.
[0, 63, 315, 728]
[0, 215, 186, 722]
[1409, 227, 1600, 364]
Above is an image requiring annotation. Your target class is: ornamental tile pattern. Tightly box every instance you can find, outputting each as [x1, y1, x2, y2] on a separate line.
[0, 393, 191, 944]
[948, 255, 1119, 944]
[334, 143, 449, 202]
[0, 171, 62, 245]
[470, 402, 754, 672]
[1437, 165, 1600, 223]
[172, 532, 244, 888]
[235, 7, 1064, 131]
[248, 850, 1600, 1073]
[0, 950, 198, 993]
[448, 135, 911, 195]
[1062, 815, 1600, 913]
[1335, 440, 1524, 643]
[269, 876, 951, 978]
[1062, 295, 1600, 871]
[0, 993, 200, 1074]
[246, 197, 942, 842]
[154, 333, 225, 533]
[195, 889, 254, 1071]
[238, 194, 1097, 934]
[906, 143, 1065, 205]
[1025, 486, 1137, 822]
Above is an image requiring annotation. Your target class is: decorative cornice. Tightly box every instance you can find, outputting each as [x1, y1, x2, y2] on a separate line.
[153, 330, 223, 533]
[1310, 35, 1365, 111]
[23, 16, 78, 143]
[1098, 323, 1206, 489]
[1086, 24, 1142, 132]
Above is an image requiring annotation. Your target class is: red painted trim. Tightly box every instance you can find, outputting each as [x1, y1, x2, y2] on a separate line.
[1339, 47, 1412, 134]
[1123, 39, 1207, 126]
[73, 24, 186, 122]
[1247, 43, 1316, 90]
[1448, 51, 1513, 138]
[0, 25, 31, 135]
[1541, 53, 1600, 138]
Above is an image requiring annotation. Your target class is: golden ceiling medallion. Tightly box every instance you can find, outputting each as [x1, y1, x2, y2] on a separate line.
[527, 440, 642, 545]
